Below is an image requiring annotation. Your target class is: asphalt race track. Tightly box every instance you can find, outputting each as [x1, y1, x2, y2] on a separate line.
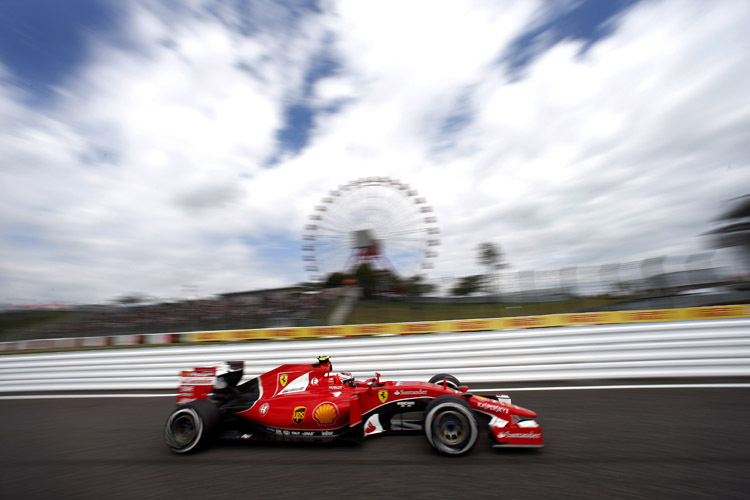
[2, 387, 749, 499]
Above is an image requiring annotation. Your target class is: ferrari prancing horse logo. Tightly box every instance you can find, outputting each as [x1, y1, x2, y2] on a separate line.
[378, 390, 388, 403]
[279, 374, 289, 387]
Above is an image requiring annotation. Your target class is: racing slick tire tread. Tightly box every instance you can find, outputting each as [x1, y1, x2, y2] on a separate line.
[428, 374, 461, 390]
[164, 400, 220, 454]
[423, 395, 478, 457]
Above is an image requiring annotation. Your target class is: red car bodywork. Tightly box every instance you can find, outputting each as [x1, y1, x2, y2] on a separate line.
[167, 357, 544, 455]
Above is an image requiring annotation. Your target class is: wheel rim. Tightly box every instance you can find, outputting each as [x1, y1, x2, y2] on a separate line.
[434, 410, 469, 448]
[165, 408, 202, 451]
[171, 414, 197, 446]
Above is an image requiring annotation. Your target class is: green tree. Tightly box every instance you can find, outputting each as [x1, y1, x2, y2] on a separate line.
[476, 242, 507, 295]
[380, 269, 402, 293]
[113, 294, 149, 305]
[403, 274, 436, 296]
[354, 263, 378, 297]
[450, 275, 486, 296]
[323, 272, 348, 288]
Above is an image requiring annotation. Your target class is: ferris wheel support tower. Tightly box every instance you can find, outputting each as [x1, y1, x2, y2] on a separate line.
[344, 229, 396, 274]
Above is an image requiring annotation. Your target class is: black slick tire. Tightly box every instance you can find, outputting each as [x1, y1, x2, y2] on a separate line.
[164, 400, 220, 454]
[423, 395, 478, 456]
[428, 373, 461, 390]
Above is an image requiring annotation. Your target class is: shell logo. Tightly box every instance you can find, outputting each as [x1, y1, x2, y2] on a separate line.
[313, 402, 338, 425]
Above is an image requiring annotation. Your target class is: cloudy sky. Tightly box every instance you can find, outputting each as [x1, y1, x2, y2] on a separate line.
[0, 0, 748, 304]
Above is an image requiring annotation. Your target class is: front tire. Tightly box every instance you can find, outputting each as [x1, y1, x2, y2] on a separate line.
[423, 395, 478, 456]
[164, 400, 220, 454]
[428, 373, 461, 390]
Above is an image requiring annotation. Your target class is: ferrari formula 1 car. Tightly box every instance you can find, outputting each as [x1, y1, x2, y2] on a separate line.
[164, 356, 543, 456]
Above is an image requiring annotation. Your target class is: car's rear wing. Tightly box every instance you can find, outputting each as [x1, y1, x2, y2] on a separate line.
[176, 367, 216, 405]
[175, 361, 245, 405]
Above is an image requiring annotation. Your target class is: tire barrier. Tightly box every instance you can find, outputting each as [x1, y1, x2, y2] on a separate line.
[0, 317, 748, 394]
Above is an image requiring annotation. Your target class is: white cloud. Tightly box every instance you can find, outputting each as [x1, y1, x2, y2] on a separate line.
[0, 0, 748, 303]
[423, 0, 750, 273]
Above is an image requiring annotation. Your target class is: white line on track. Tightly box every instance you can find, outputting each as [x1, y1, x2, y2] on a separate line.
[2, 383, 750, 400]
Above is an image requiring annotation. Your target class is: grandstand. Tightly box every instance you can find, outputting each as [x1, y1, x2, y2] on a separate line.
[0, 286, 340, 342]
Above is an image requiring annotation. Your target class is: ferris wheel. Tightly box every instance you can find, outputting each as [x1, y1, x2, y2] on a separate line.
[302, 177, 440, 281]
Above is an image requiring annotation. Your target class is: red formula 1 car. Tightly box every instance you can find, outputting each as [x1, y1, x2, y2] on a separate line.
[164, 356, 543, 456]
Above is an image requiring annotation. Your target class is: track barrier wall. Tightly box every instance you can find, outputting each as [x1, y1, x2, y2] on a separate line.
[0, 309, 748, 394]
[191, 304, 749, 342]
[0, 305, 747, 353]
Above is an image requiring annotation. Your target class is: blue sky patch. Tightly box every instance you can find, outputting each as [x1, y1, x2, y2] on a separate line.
[267, 37, 343, 165]
[204, 0, 322, 38]
[502, 0, 642, 78]
[274, 103, 316, 156]
[428, 86, 477, 157]
[0, 0, 126, 105]
[241, 234, 302, 276]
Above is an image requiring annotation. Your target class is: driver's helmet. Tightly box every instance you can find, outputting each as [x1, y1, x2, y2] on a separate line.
[339, 371, 355, 386]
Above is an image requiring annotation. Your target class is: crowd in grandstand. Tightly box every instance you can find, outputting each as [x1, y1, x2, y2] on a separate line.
[10, 289, 339, 340]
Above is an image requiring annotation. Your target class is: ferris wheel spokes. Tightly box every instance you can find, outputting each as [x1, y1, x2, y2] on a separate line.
[301, 177, 440, 280]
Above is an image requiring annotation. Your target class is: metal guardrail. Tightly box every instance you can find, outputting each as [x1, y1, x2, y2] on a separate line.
[1, 319, 748, 393]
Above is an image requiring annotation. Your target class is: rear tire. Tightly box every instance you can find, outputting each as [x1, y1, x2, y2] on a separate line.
[428, 373, 461, 390]
[164, 400, 220, 454]
[423, 395, 478, 456]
